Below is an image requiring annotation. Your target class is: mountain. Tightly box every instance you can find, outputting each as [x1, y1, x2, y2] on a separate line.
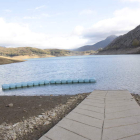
[98, 25, 140, 54]
[74, 35, 117, 51]
[0, 47, 96, 59]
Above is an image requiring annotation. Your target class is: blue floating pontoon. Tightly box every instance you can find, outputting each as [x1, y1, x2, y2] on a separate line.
[44, 80, 49, 85]
[27, 82, 34, 87]
[61, 80, 67, 84]
[39, 80, 45, 85]
[9, 84, 16, 89]
[84, 79, 90, 83]
[78, 79, 84, 83]
[2, 84, 10, 90]
[50, 80, 55, 84]
[55, 80, 61, 84]
[21, 82, 28, 87]
[2, 78, 96, 90]
[72, 80, 78, 83]
[33, 81, 39, 86]
[67, 80, 72, 84]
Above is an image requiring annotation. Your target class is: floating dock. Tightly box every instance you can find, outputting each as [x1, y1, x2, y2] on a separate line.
[2, 78, 96, 90]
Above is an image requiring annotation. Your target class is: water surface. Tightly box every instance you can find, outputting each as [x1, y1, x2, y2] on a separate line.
[0, 55, 140, 95]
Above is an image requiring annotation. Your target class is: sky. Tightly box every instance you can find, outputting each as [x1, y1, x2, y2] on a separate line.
[0, 0, 140, 49]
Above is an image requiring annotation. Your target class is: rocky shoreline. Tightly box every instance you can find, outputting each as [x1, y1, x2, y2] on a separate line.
[1, 93, 140, 140]
[0, 93, 89, 140]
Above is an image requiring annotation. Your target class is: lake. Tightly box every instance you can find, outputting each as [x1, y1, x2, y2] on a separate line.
[0, 55, 140, 96]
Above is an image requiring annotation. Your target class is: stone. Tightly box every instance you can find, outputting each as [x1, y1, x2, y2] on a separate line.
[44, 121, 50, 125]
[6, 103, 13, 107]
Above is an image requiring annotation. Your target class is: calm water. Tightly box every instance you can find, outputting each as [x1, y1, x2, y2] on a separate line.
[0, 55, 140, 96]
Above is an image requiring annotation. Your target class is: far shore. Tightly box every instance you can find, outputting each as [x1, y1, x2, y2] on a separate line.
[0, 54, 93, 65]
[0, 56, 25, 65]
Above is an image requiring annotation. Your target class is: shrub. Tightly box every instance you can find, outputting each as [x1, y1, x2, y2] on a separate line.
[132, 39, 139, 46]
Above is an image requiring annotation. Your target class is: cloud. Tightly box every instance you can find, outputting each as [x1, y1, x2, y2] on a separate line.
[1, 7, 140, 49]
[41, 13, 50, 17]
[74, 7, 140, 44]
[23, 16, 40, 19]
[4, 9, 12, 13]
[122, 0, 140, 2]
[0, 18, 88, 49]
[35, 5, 45, 10]
[80, 9, 96, 15]
[23, 13, 50, 20]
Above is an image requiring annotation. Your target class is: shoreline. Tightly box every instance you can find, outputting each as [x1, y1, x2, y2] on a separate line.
[0, 93, 90, 140]
[0, 93, 139, 140]
[0, 56, 24, 65]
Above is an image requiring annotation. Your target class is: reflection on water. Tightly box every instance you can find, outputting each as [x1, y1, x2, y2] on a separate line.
[0, 55, 140, 95]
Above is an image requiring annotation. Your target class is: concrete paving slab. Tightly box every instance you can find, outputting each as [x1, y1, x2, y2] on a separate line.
[86, 96, 105, 101]
[106, 109, 140, 120]
[106, 102, 137, 108]
[77, 103, 104, 113]
[39, 90, 140, 140]
[106, 98, 134, 103]
[103, 123, 140, 140]
[57, 118, 102, 140]
[106, 105, 140, 113]
[104, 116, 140, 128]
[39, 136, 50, 140]
[119, 134, 140, 140]
[106, 99, 136, 105]
[66, 112, 103, 128]
[81, 100, 105, 108]
[85, 98, 104, 103]
[45, 126, 88, 140]
[73, 108, 104, 120]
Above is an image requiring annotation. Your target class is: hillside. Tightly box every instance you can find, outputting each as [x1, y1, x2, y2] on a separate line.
[0, 47, 96, 59]
[98, 25, 140, 54]
[74, 35, 117, 51]
[0, 56, 24, 65]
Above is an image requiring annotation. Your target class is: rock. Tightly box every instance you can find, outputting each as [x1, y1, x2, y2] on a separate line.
[51, 113, 56, 117]
[6, 103, 13, 107]
[44, 121, 50, 125]
[48, 118, 51, 121]
[38, 115, 43, 118]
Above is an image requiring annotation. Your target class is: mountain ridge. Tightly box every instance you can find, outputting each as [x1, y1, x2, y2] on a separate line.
[74, 35, 117, 51]
[0, 47, 96, 59]
[98, 25, 140, 54]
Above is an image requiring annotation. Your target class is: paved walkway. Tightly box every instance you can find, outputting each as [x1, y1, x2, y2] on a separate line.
[39, 90, 140, 140]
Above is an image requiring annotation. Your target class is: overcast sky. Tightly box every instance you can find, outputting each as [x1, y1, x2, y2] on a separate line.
[0, 0, 140, 49]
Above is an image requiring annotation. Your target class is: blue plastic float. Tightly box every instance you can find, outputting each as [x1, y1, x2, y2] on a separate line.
[72, 80, 78, 83]
[50, 80, 55, 84]
[21, 82, 28, 87]
[39, 80, 45, 85]
[55, 80, 61, 84]
[44, 80, 49, 85]
[2, 78, 96, 90]
[61, 80, 67, 84]
[67, 80, 72, 84]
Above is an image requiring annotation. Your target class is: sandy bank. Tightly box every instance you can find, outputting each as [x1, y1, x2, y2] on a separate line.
[11, 55, 55, 60]
[0, 56, 24, 65]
